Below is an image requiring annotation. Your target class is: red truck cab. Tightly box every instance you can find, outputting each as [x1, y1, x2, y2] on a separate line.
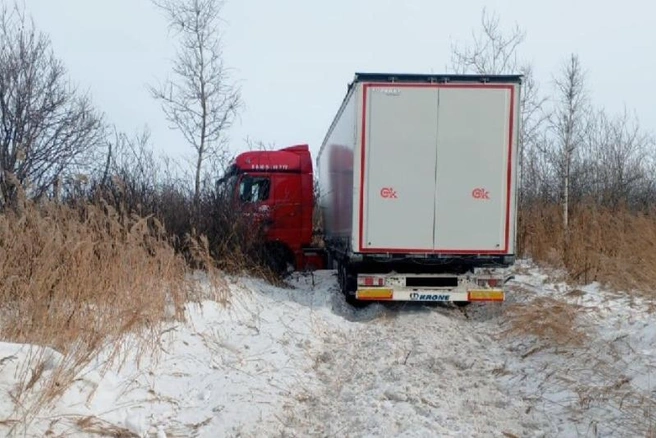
[218, 144, 324, 272]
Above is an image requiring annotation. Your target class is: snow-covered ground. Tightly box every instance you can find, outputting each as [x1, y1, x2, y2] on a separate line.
[493, 263, 656, 438]
[0, 263, 654, 437]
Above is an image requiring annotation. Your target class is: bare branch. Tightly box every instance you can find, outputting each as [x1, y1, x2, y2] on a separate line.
[450, 8, 526, 75]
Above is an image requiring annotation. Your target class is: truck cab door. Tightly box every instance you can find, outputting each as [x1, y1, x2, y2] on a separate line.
[264, 174, 303, 243]
[236, 173, 304, 247]
[237, 174, 274, 226]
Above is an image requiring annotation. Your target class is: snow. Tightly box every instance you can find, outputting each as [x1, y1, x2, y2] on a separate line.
[0, 264, 654, 437]
[490, 262, 656, 437]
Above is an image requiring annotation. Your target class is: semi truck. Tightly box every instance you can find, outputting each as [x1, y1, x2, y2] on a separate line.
[219, 72, 521, 305]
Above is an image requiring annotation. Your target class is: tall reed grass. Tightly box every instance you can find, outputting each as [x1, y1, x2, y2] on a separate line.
[520, 202, 656, 296]
[0, 199, 192, 414]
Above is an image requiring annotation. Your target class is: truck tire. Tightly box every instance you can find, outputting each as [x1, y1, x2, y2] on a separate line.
[338, 261, 367, 307]
[262, 243, 294, 276]
[325, 251, 335, 270]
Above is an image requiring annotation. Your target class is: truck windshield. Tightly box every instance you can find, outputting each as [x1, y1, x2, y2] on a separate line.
[216, 174, 238, 200]
[239, 176, 270, 203]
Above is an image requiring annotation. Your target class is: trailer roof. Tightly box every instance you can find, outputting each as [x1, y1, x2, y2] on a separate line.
[353, 72, 523, 84]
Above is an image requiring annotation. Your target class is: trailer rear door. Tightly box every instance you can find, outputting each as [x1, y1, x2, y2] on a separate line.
[360, 84, 515, 255]
[361, 87, 438, 252]
[434, 87, 513, 252]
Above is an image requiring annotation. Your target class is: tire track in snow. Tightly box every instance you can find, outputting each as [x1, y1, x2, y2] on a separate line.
[279, 280, 547, 437]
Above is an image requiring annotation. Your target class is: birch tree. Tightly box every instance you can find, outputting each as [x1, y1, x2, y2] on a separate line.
[549, 54, 588, 234]
[150, 0, 241, 209]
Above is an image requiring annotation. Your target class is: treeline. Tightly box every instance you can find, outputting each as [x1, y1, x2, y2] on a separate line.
[520, 57, 655, 211]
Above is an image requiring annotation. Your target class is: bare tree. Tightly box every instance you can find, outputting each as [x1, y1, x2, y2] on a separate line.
[149, 0, 241, 210]
[548, 54, 588, 251]
[450, 8, 525, 76]
[450, 8, 548, 206]
[0, 4, 104, 208]
[97, 127, 158, 210]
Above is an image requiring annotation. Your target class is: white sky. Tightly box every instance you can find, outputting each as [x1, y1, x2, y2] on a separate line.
[23, 0, 656, 168]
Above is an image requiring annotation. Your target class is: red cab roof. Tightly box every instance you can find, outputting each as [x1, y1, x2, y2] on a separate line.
[235, 144, 312, 174]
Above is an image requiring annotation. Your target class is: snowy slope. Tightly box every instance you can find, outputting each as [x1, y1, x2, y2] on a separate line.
[0, 265, 653, 437]
[489, 263, 656, 438]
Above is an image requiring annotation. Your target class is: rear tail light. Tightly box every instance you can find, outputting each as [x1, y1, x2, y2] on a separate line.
[358, 276, 385, 287]
[477, 278, 500, 288]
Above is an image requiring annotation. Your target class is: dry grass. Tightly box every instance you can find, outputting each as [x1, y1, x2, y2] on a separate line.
[501, 296, 592, 348]
[0, 183, 273, 429]
[74, 416, 140, 437]
[0, 199, 196, 418]
[520, 202, 656, 295]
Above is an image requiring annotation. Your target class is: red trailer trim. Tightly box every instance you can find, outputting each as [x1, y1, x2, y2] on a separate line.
[357, 83, 516, 255]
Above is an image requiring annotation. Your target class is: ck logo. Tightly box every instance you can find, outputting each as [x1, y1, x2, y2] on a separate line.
[380, 187, 398, 199]
[472, 188, 490, 200]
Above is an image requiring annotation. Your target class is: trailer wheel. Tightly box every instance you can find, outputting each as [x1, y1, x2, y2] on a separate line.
[338, 262, 368, 307]
[325, 251, 335, 270]
[454, 301, 471, 307]
[337, 262, 356, 293]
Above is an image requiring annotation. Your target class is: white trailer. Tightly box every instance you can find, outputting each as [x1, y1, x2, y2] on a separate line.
[317, 73, 521, 304]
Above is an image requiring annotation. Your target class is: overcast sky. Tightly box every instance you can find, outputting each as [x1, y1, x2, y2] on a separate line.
[23, 0, 656, 168]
